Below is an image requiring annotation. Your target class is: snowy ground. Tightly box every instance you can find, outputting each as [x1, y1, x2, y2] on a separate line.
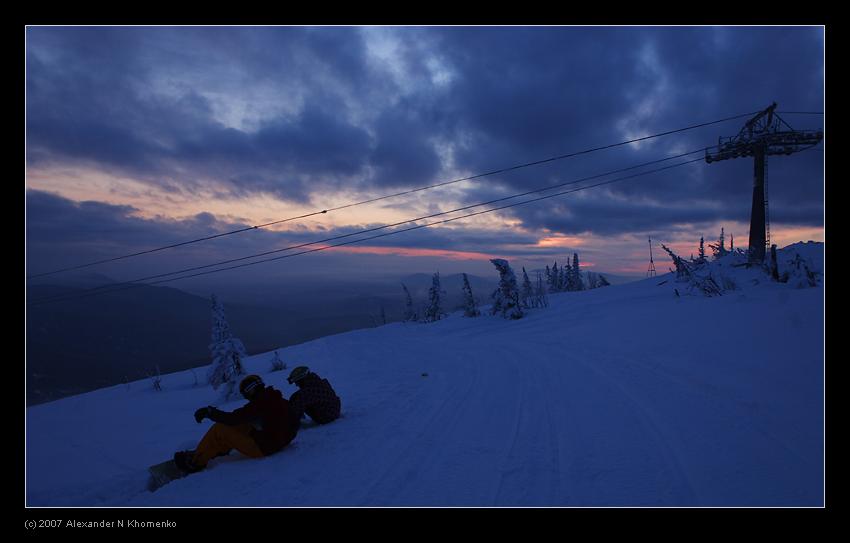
[25, 242, 824, 507]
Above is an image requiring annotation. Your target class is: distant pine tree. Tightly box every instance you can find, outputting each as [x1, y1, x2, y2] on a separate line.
[424, 272, 446, 322]
[560, 262, 570, 292]
[572, 253, 584, 291]
[698, 236, 706, 263]
[709, 227, 728, 260]
[402, 283, 417, 322]
[207, 294, 247, 400]
[490, 259, 524, 319]
[461, 273, 480, 317]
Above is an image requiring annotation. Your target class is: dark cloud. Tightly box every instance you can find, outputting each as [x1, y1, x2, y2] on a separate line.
[26, 26, 823, 246]
[422, 27, 823, 236]
[25, 190, 546, 285]
[26, 28, 374, 199]
[367, 106, 443, 189]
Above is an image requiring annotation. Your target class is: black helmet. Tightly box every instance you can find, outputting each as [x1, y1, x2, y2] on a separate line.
[287, 366, 310, 384]
[239, 374, 264, 398]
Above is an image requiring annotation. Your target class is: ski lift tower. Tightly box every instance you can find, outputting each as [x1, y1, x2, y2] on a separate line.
[705, 103, 822, 264]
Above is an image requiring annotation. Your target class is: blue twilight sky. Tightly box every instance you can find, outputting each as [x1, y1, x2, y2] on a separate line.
[25, 26, 824, 287]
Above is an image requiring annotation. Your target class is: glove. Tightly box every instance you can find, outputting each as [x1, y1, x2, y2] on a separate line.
[194, 406, 211, 423]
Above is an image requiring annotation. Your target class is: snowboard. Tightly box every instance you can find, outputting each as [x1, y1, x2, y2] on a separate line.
[147, 459, 188, 491]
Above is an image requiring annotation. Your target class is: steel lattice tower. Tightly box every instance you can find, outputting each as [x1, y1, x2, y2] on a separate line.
[705, 103, 822, 263]
[647, 237, 657, 277]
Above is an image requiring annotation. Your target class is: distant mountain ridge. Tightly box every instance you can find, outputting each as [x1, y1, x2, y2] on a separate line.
[26, 281, 385, 405]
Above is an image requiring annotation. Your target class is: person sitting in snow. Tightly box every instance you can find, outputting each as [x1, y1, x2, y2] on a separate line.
[287, 366, 341, 427]
[174, 374, 298, 474]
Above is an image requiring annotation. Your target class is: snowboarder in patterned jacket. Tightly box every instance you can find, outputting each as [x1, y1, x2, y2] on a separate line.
[174, 374, 298, 474]
[287, 366, 341, 426]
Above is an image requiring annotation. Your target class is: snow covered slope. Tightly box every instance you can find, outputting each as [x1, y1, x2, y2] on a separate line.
[25, 243, 824, 507]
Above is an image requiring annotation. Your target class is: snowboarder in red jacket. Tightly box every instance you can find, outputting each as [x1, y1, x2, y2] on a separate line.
[174, 374, 298, 474]
[287, 366, 341, 426]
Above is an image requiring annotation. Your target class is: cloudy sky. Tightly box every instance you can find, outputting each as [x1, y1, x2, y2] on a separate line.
[25, 26, 824, 289]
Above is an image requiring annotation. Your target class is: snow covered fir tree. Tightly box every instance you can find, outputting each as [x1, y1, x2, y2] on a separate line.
[207, 294, 248, 400]
[424, 272, 446, 322]
[270, 349, 286, 372]
[461, 273, 480, 317]
[541, 253, 608, 293]
[490, 259, 524, 319]
[570, 253, 585, 291]
[521, 267, 536, 309]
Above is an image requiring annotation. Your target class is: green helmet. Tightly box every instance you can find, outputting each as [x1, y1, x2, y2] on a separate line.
[287, 366, 310, 385]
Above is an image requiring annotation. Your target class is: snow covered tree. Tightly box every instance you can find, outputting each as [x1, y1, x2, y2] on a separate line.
[560, 262, 570, 292]
[490, 259, 524, 319]
[597, 274, 611, 287]
[402, 283, 418, 322]
[698, 237, 706, 263]
[549, 261, 560, 292]
[586, 271, 599, 289]
[571, 253, 584, 291]
[520, 267, 534, 308]
[270, 349, 286, 372]
[461, 273, 480, 317]
[709, 227, 728, 260]
[660, 243, 692, 280]
[559, 262, 567, 292]
[424, 272, 446, 322]
[207, 294, 247, 400]
[661, 244, 727, 296]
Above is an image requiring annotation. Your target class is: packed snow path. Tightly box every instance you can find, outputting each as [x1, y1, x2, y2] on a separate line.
[27, 250, 823, 506]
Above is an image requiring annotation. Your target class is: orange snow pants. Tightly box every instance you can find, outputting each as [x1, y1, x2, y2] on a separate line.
[192, 423, 264, 467]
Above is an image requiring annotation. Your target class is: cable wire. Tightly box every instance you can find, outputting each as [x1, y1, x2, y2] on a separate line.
[26, 110, 760, 280]
[29, 146, 713, 305]
[29, 154, 709, 306]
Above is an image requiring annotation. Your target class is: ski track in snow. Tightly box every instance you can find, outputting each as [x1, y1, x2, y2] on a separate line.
[572, 350, 700, 505]
[358, 350, 483, 505]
